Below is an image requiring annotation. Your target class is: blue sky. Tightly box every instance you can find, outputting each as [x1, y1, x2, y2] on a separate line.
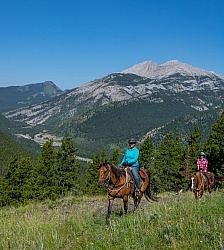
[1, 0, 224, 90]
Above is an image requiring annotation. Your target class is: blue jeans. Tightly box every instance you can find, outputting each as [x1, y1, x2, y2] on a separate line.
[132, 166, 140, 189]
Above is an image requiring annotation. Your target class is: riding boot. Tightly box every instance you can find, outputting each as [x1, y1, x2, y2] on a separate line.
[135, 188, 140, 197]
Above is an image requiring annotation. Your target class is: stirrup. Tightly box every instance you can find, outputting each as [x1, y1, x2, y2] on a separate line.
[135, 189, 140, 197]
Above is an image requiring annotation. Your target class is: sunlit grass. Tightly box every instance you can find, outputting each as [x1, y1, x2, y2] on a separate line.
[0, 191, 224, 249]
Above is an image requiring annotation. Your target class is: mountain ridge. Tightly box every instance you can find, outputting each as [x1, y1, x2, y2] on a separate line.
[0, 81, 63, 111]
[2, 60, 224, 157]
[5, 64, 224, 126]
[121, 60, 224, 80]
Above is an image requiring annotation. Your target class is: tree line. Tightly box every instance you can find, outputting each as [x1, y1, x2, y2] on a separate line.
[0, 111, 223, 207]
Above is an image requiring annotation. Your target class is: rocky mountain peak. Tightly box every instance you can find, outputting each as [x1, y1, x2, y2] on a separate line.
[121, 60, 218, 79]
[122, 61, 159, 76]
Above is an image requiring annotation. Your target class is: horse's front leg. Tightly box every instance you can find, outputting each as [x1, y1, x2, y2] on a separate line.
[123, 195, 128, 214]
[198, 188, 203, 199]
[134, 192, 143, 210]
[193, 190, 198, 199]
[106, 198, 114, 224]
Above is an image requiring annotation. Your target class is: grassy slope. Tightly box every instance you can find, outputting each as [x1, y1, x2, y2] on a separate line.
[1, 191, 224, 249]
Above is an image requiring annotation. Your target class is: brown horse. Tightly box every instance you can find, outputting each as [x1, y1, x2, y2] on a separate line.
[191, 171, 224, 199]
[97, 162, 157, 223]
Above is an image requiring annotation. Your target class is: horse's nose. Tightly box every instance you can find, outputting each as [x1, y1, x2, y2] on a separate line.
[97, 181, 103, 188]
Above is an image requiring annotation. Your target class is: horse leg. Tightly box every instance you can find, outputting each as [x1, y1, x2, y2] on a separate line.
[209, 180, 215, 193]
[196, 192, 199, 200]
[208, 183, 214, 194]
[106, 198, 114, 224]
[134, 192, 143, 210]
[194, 190, 200, 200]
[208, 182, 212, 194]
[194, 191, 197, 199]
[199, 188, 203, 199]
[123, 195, 128, 214]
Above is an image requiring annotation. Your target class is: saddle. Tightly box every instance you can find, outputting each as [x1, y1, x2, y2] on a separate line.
[201, 171, 214, 184]
[122, 166, 146, 194]
[123, 167, 133, 182]
[139, 166, 147, 180]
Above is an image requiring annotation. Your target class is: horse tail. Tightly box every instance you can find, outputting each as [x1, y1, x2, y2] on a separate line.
[214, 175, 224, 183]
[142, 167, 159, 202]
[145, 182, 159, 202]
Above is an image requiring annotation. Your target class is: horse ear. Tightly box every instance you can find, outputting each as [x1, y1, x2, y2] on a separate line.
[105, 159, 108, 164]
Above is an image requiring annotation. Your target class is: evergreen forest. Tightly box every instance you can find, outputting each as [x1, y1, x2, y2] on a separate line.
[0, 111, 224, 207]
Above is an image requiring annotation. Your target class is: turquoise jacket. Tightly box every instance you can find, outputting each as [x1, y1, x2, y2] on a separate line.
[119, 147, 139, 167]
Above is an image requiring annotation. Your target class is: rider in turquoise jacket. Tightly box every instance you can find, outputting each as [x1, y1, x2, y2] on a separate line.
[119, 138, 140, 194]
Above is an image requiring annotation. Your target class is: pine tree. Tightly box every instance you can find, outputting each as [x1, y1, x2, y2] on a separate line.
[139, 136, 154, 168]
[84, 151, 107, 195]
[109, 148, 120, 165]
[205, 111, 224, 174]
[101, 149, 106, 162]
[27, 139, 57, 200]
[56, 137, 80, 195]
[0, 157, 33, 206]
[184, 124, 203, 178]
[154, 133, 184, 192]
[173, 133, 186, 189]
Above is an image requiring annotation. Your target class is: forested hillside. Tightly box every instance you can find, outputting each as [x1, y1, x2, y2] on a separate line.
[0, 129, 37, 175]
[0, 113, 41, 154]
[55, 98, 223, 158]
[149, 108, 223, 145]
[0, 111, 223, 207]
[0, 81, 62, 111]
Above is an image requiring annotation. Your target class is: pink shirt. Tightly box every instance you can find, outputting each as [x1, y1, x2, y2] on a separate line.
[197, 158, 208, 172]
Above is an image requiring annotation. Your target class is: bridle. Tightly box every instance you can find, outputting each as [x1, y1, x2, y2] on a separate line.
[108, 167, 131, 195]
[98, 164, 111, 185]
[99, 164, 131, 194]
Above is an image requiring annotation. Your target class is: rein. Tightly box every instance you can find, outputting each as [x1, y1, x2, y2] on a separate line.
[108, 167, 132, 195]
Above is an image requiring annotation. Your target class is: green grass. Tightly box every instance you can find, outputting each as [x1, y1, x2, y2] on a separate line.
[0, 191, 224, 249]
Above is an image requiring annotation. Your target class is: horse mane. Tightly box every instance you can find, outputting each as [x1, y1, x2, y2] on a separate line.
[99, 162, 124, 179]
[109, 164, 124, 179]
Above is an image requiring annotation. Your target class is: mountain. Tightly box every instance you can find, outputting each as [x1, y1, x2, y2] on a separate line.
[122, 60, 224, 80]
[2, 60, 224, 158]
[0, 81, 63, 111]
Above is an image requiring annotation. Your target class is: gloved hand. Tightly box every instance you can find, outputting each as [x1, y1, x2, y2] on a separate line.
[123, 161, 129, 166]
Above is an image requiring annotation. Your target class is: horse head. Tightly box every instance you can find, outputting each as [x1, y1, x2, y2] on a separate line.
[192, 172, 204, 190]
[97, 162, 110, 187]
[191, 172, 208, 199]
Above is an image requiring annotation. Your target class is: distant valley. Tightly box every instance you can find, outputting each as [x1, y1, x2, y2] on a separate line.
[1, 60, 224, 158]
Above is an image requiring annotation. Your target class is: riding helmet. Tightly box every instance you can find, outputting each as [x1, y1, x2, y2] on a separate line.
[199, 152, 206, 156]
[128, 138, 137, 144]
